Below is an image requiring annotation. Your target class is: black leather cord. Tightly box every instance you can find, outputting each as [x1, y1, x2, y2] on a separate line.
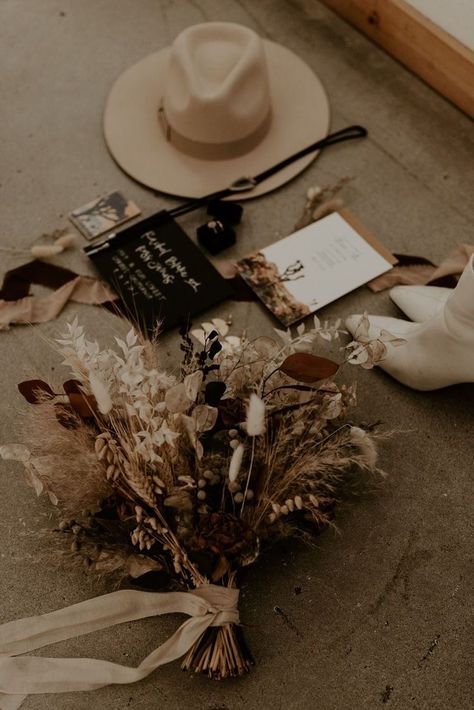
[169, 124, 367, 218]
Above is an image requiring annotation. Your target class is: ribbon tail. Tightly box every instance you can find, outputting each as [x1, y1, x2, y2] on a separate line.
[0, 614, 211, 706]
[0, 586, 240, 708]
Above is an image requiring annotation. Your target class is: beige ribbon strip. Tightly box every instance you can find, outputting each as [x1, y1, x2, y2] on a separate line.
[0, 276, 117, 330]
[0, 585, 239, 709]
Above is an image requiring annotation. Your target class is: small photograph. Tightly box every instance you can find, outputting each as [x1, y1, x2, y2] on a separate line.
[69, 190, 141, 239]
[238, 251, 311, 326]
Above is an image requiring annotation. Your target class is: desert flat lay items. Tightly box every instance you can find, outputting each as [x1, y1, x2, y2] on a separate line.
[0, 317, 387, 707]
[238, 211, 396, 326]
[346, 254, 474, 390]
[85, 211, 233, 335]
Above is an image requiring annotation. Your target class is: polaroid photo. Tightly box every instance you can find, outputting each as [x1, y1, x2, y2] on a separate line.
[69, 191, 141, 240]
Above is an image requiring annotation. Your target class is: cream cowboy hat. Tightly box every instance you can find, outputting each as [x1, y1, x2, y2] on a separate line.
[103, 22, 330, 199]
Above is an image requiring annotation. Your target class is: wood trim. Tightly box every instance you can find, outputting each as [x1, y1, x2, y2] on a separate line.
[319, 0, 474, 117]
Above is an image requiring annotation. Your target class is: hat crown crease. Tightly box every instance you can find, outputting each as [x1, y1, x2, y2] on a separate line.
[164, 22, 271, 145]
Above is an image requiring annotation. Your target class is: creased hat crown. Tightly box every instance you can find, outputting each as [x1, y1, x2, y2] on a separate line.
[163, 22, 271, 146]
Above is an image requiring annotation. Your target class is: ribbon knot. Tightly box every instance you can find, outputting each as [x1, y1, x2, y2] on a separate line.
[0, 584, 240, 710]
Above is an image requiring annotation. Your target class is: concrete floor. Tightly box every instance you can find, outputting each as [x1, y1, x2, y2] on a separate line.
[0, 1, 473, 708]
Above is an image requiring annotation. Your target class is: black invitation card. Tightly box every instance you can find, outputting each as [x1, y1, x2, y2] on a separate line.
[85, 211, 233, 335]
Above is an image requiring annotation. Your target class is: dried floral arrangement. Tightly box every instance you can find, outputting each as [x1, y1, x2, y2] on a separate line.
[4, 313, 396, 683]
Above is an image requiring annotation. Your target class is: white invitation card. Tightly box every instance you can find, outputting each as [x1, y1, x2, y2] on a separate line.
[238, 211, 395, 326]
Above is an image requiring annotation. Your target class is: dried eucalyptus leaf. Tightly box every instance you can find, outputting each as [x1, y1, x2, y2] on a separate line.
[252, 336, 279, 359]
[181, 414, 204, 459]
[184, 370, 203, 402]
[192, 404, 218, 432]
[25, 465, 44, 497]
[0, 444, 31, 462]
[165, 383, 192, 413]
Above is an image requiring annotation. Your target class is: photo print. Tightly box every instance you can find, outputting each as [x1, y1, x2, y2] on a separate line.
[69, 190, 141, 240]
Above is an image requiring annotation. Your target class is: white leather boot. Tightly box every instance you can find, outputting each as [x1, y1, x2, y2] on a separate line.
[390, 285, 450, 322]
[346, 255, 474, 390]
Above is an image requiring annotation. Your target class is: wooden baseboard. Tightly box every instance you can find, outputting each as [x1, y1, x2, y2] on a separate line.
[319, 0, 474, 117]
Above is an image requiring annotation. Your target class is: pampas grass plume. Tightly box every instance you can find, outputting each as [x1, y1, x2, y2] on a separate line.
[245, 394, 265, 436]
[229, 443, 244, 482]
[30, 244, 64, 258]
[89, 372, 113, 415]
[350, 426, 377, 468]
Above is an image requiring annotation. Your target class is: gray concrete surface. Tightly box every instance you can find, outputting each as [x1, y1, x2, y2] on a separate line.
[0, 1, 473, 708]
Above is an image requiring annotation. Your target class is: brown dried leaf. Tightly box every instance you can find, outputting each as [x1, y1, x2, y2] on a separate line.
[67, 392, 97, 417]
[62, 379, 84, 395]
[18, 379, 55, 404]
[279, 353, 339, 383]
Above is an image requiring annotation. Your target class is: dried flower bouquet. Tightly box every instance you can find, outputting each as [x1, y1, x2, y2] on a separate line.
[8, 313, 392, 680]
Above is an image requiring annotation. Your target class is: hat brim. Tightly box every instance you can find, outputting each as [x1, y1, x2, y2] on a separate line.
[103, 39, 330, 200]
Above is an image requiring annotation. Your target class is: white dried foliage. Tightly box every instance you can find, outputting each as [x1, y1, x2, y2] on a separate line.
[345, 313, 406, 369]
[89, 371, 112, 414]
[245, 394, 266, 436]
[184, 370, 203, 402]
[229, 443, 245, 482]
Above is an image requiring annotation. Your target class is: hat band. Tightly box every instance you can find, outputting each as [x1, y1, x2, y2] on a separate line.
[158, 102, 272, 161]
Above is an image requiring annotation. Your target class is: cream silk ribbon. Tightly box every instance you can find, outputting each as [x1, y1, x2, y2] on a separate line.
[0, 584, 239, 709]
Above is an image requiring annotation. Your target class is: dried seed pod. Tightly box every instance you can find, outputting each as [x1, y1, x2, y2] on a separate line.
[197, 490, 207, 501]
[94, 437, 106, 455]
[164, 494, 193, 511]
[229, 439, 240, 450]
[280, 504, 289, 515]
[294, 495, 303, 510]
[153, 475, 166, 488]
[246, 489, 254, 500]
[96, 446, 108, 461]
[267, 512, 277, 524]
[203, 469, 214, 480]
[146, 517, 158, 531]
[228, 429, 238, 439]
[309, 494, 319, 508]
[135, 506, 144, 522]
[106, 464, 116, 480]
[197, 478, 206, 488]
[228, 481, 241, 493]
[271, 502, 281, 515]
[233, 492, 244, 504]
[285, 499, 295, 512]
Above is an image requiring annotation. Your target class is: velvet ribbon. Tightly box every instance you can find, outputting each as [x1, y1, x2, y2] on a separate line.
[0, 585, 239, 709]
